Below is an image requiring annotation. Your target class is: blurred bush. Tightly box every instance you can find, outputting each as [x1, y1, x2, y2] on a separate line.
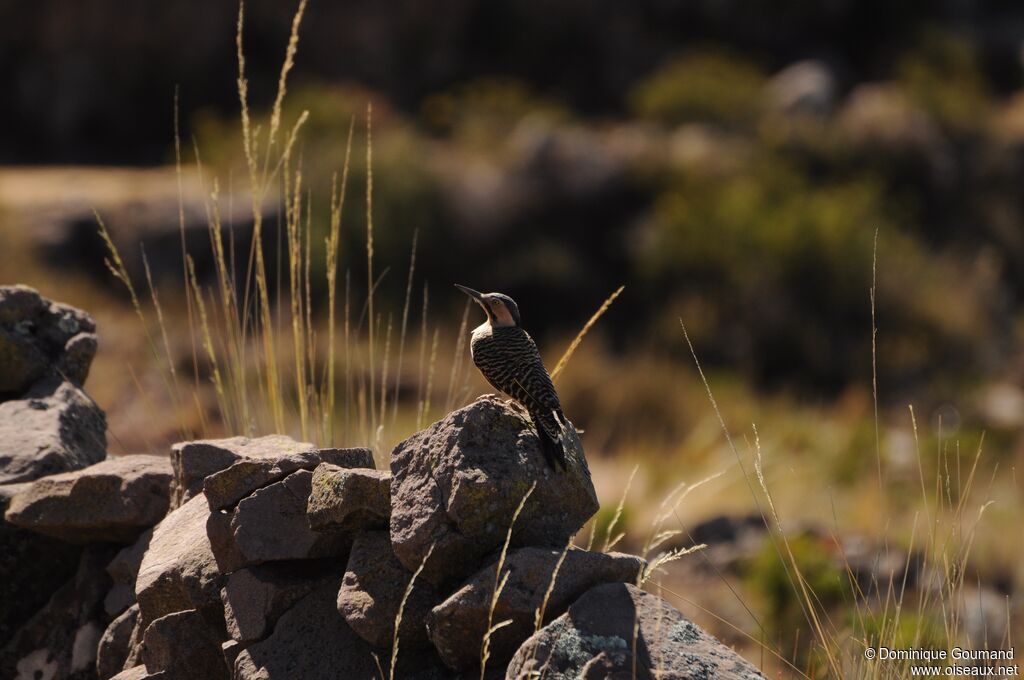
[744, 533, 850, 652]
[897, 27, 993, 132]
[629, 49, 766, 126]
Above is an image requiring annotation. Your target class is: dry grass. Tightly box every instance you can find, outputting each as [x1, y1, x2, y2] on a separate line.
[389, 542, 435, 680]
[480, 481, 537, 679]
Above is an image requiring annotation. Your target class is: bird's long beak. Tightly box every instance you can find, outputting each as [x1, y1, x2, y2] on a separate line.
[454, 284, 483, 301]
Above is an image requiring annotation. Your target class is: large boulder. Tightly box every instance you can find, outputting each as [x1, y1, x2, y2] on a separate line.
[307, 464, 390, 533]
[427, 548, 645, 670]
[97, 604, 139, 680]
[0, 377, 107, 484]
[338, 530, 440, 650]
[141, 609, 229, 680]
[233, 577, 381, 680]
[208, 469, 350, 573]
[0, 482, 82, 647]
[134, 493, 223, 631]
[169, 435, 315, 508]
[221, 561, 339, 645]
[0, 285, 97, 398]
[204, 447, 373, 512]
[507, 583, 766, 680]
[5, 455, 171, 544]
[390, 396, 599, 586]
[0, 546, 115, 680]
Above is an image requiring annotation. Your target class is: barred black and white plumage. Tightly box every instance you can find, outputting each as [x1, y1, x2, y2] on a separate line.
[455, 285, 569, 470]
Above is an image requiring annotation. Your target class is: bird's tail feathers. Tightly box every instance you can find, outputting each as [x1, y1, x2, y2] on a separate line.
[535, 420, 567, 471]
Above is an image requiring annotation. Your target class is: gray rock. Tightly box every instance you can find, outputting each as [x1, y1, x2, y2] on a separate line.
[221, 561, 338, 645]
[169, 435, 314, 508]
[5, 455, 171, 543]
[0, 377, 107, 484]
[135, 494, 224, 631]
[390, 396, 599, 586]
[204, 447, 373, 512]
[105, 528, 154, 616]
[110, 666, 155, 680]
[507, 583, 765, 680]
[0, 482, 82, 647]
[97, 604, 138, 680]
[141, 609, 229, 680]
[234, 577, 380, 680]
[427, 548, 645, 670]
[308, 465, 390, 533]
[0, 285, 97, 397]
[120, 613, 145, 672]
[0, 546, 115, 680]
[209, 470, 349, 572]
[339, 530, 439, 650]
[221, 640, 242, 670]
[205, 507, 249, 575]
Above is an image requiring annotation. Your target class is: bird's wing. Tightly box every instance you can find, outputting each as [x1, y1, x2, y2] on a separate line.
[493, 328, 562, 414]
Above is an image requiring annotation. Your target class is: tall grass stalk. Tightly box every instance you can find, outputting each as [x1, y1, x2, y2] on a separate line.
[480, 481, 537, 679]
[551, 284, 624, 381]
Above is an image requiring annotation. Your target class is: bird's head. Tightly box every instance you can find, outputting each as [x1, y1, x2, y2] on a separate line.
[455, 284, 521, 328]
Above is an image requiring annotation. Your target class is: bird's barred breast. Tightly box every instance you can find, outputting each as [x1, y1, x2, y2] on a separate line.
[470, 327, 561, 411]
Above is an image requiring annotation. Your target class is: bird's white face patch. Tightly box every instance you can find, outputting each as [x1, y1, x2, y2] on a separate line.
[488, 298, 516, 327]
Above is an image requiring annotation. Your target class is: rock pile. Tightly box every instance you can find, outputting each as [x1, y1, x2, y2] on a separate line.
[0, 286, 765, 679]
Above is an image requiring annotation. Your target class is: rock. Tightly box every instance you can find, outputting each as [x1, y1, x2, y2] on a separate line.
[105, 528, 154, 616]
[0, 546, 115, 680]
[135, 493, 223, 630]
[675, 514, 768, 573]
[766, 60, 836, 117]
[0, 377, 107, 484]
[204, 447, 373, 512]
[307, 465, 390, 533]
[221, 560, 339, 645]
[110, 666, 155, 680]
[5, 455, 171, 543]
[233, 577, 380, 680]
[221, 640, 243, 669]
[141, 609, 229, 680]
[0, 285, 97, 397]
[390, 396, 599, 586]
[339, 530, 440, 650]
[120, 614, 145, 671]
[0, 482, 82, 646]
[507, 583, 765, 680]
[959, 585, 1011, 648]
[427, 548, 645, 670]
[169, 435, 314, 508]
[97, 604, 139, 680]
[209, 470, 349, 573]
[841, 534, 922, 594]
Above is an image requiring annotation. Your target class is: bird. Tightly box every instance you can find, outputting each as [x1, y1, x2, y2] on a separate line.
[455, 284, 570, 470]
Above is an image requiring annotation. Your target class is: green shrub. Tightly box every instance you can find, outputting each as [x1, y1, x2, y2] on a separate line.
[421, 78, 567, 147]
[745, 533, 850, 651]
[897, 28, 991, 131]
[629, 48, 766, 126]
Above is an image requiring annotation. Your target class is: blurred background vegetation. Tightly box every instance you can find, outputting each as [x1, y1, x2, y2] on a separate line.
[2, 1, 1023, 676]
